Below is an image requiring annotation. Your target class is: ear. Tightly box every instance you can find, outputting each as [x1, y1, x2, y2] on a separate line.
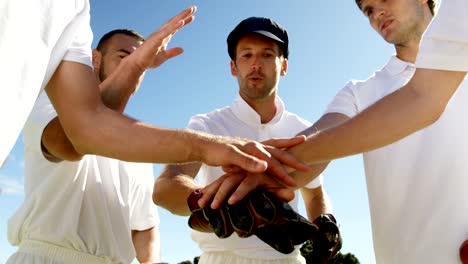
[280, 58, 288, 76]
[92, 49, 101, 70]
[230, 60, 237, 76]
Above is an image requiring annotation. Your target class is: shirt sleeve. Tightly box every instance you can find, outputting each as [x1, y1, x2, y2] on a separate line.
[62, 0, 93, 68]
[126, 163, 160, 231]
[324, 82, 358, 118]
[22, 92, 59, 156]
[416, 0, 468, 71]
[303, 174, 323, 189]
[186, 115, 211, 133]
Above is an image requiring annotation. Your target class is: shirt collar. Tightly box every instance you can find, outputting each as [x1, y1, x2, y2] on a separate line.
[230, 95, 285, 127]
[385, 55, 415, 76]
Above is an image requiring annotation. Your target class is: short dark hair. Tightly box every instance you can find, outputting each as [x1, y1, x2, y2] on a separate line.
[355, 0, 435, 16]
[96, 29, 145, 52]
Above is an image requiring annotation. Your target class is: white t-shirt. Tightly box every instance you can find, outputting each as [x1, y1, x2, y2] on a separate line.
[326, 56, 468, 263]
[416, 0, 468, 71]
[0, 0, 93, 166]
[188, 95, 322, 259]
[8, 92, 159, 264]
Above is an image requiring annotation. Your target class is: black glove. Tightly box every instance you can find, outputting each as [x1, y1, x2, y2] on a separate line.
[187, 189, 319, 254]
[311, 213, 342, 261]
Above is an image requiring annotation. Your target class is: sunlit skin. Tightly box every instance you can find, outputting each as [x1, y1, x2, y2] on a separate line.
[360, 0, 430, 62]
[93, 34, 144, 89]
[231, 34, 287, 123]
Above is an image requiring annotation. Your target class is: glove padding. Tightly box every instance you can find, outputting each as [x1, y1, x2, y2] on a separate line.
[311, 213, 342, 261]
[187, 189, 319, 254]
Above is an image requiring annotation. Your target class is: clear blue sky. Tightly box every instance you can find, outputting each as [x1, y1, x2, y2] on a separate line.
[0, 1, 396, 263]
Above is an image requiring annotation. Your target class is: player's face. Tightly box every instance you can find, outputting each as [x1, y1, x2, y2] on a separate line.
[231, 34, 287, 103]
[95, 34, 143, 85]
[360, 0, 427, 45]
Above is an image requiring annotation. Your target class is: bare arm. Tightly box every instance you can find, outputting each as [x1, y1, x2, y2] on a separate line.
[41, 58, 140, 162]
[196, 113, 349, 208]
[132, 227, 160, 264]
[153, 162, 202, 216]
[44, 6, 308, 183]
[291, 68, 466, 164]
[300, 186, 333, 221]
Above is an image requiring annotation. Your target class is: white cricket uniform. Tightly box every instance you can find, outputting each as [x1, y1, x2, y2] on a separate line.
[189, 96, 322, 264]
[7, 92, 160, 264]
[416, 0, 468, 71]
[326, 55, 468, 263]
[0, 0, 93, 166]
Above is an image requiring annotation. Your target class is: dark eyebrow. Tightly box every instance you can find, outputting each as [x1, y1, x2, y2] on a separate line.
[116, 49, 132, 55]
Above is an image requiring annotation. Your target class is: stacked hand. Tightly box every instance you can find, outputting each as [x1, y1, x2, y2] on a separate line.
[188, 189, 341, 259]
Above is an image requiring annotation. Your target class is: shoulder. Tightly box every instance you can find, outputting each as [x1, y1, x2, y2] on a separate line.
[281, 111, 312, 128]
[188, 105, 235, 132]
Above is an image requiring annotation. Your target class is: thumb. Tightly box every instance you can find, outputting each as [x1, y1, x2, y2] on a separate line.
[270, 188, 295, 202]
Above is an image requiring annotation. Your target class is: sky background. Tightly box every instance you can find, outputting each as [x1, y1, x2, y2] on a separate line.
[0, 1, 396, 263]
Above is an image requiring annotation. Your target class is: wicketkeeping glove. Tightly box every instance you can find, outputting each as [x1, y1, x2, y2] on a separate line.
[188, 188, 341, 258]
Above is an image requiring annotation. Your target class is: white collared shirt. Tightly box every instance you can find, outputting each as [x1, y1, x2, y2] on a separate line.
[326, 55, 468, 263]
[416, 0, 468, 71]
[188, 95, 322, 259]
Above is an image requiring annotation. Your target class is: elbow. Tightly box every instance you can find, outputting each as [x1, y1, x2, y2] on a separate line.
[152, 179, 173, 211]
[64, 123, 97, 156]
[152, 182, 164, 206]
[60, 149, 84, 162]
[426, 103, 445, 126]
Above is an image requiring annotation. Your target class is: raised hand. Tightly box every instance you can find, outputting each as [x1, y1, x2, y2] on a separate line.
[128, 6, 197, 72]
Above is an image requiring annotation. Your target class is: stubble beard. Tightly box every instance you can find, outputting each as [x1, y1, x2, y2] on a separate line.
[98, 62, 108, 83]
[240, 79, 276, 102]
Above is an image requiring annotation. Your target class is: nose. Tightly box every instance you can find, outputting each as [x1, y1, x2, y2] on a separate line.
[371, 6, 386, 21]
[251, 56, 262, 70]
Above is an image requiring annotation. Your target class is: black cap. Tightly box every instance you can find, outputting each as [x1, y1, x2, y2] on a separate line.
[227, 17, 289, 60]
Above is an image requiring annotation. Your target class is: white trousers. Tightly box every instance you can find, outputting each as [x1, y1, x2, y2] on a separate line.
[199, 251, 306, 264]
[6, 240, 119, 264]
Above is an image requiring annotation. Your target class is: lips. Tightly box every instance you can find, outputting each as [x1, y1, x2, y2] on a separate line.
[380, 19, 393, 32]
[248, 73, 264, 81]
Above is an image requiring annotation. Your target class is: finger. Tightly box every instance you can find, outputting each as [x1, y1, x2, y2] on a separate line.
[228, 146, 268, 174]
[261, 136, 306, 149]
[237, 142, 296, 186]
[227, 175, 261, 205]
[198, 179, 222, 208]
[145, 6, 196, 49]
[266, 146, 310, 173]
[270, 188, 295, 202]
[222, 165, 243, 173]
[164, 47, 184, 60]
[210, 174, 246, 209]
[164, 6, 196, 33]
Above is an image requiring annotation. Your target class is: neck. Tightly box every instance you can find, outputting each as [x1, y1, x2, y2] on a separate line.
[241, 94, 277, 124]
[395, 12, 433, 63]
[394, 41, 420, 63]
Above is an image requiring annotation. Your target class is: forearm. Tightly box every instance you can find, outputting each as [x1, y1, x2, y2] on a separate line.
[132, 227, 160, 264]
[153, 164, 202, 215]
[41, 117, 83, 161]
[64, 107, 206, 163]
[289, 162, 328, 189]
[301, 187, 333, 221]
[98, 57, 143, 112]
[42, 61, 140, 160]
[290, 68, 465, 164]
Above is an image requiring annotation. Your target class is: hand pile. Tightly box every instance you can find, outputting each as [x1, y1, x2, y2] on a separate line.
[187, 189, 341, 260]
